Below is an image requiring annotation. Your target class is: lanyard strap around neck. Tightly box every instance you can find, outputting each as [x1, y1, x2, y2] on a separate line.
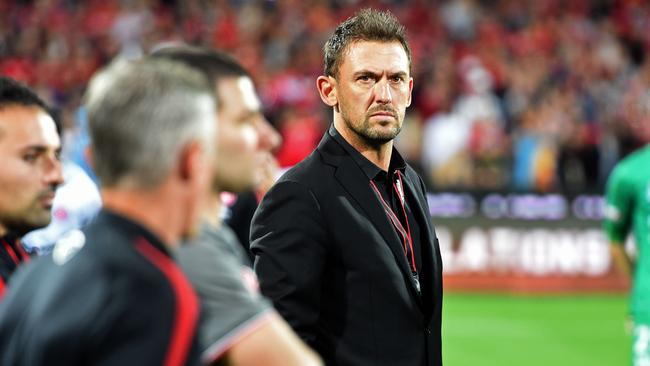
[370, 171, 417, 273]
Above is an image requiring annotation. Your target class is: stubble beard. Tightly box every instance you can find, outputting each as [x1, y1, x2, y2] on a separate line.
[0, 208, 51, 237]
[341, 106, 402, 149]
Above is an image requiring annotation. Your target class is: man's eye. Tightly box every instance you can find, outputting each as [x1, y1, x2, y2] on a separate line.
[23, 154, 38, 163]
[391, 76, 404, 82]
[358, 75, 372, 82]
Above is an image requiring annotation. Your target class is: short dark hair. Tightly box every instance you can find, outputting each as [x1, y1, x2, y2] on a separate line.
[0, 76, 51, 112]
[150, 45, 249, 107]
[0, 76, 59, 134]
[323, 8, 411, 78]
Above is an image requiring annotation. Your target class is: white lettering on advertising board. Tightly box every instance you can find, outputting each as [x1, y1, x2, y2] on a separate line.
[439, 226, 611, 276]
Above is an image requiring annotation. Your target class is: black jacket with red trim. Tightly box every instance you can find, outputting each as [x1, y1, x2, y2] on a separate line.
[0, 233, 30, 297]
[0, 210, 201, 365]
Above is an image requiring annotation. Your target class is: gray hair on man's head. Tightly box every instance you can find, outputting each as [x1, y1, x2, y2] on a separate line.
[85, 58, 216, 189]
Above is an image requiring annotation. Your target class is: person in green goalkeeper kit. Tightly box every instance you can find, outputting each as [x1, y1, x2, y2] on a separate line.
[604, 122, 650, 366]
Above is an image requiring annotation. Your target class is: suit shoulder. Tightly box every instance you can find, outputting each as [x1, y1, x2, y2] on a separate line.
[404, 164, 427, 189]
[276, 150, 332, 187]
[404, 164, 422, 179]
[613, 146, 650, 178]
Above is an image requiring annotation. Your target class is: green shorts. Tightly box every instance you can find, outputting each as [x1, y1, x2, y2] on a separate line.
[633, 323, 650, 366]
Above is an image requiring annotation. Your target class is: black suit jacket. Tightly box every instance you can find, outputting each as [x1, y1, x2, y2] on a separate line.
[251, 129, 443, 366]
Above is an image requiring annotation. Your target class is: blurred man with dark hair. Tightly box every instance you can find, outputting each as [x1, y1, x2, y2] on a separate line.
[0, 59, 216, 365]
[151, 45, 321, 366]
[251, 9, 443, 366]
[0, 76, 63, 298]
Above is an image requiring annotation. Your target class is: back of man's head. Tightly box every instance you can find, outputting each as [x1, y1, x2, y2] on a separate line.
[84, 58, 216, 189]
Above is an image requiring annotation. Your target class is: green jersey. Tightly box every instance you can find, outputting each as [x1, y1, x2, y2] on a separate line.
[604, 144, 650, 322]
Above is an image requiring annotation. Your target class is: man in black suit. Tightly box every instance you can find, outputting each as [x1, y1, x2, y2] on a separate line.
[250, 8, 443, 366]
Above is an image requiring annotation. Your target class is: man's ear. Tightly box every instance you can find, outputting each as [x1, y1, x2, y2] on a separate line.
[406, 77, 414, 107]
[177, 141, 204, 183]
[316, 75, 338, 108]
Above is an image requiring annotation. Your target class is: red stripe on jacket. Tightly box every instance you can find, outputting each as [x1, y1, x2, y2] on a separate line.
[0, 238, 27, 299]
[135, 238, 199, 366]
[1, 238, 29, 265]
[2, 239, 19, 265]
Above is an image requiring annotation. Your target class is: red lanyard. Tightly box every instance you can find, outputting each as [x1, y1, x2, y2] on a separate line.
[370, 171, 417, 273]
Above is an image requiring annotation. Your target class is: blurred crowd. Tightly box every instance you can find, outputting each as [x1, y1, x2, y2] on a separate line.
[2, 0, 649, 193]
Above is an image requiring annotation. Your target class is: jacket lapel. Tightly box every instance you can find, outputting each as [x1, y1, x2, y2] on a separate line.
[318, 133, 424, 305]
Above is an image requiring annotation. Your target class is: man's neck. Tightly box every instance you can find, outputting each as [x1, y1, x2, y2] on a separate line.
[334, 120, 393, 172]
[201, 191, 223, 229]
[101, 186, 185, 249]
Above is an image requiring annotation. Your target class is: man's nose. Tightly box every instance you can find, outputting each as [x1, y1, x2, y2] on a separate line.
[44, 156, 64, 188]
[257, 117, 282, 153]
[374, 79, 392, 104]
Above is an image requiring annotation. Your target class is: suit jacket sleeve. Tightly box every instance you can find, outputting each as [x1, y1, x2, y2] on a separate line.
[250, 180, 328, 344]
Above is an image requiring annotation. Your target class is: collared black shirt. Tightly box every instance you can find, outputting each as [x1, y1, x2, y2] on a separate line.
[329, 125, 423, 276]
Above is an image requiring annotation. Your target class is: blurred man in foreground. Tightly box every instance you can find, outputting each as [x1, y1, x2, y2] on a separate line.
[604, 123, 650, 366]
[0, 58, 216, 365]
[152, 46, 321, 366]
[0, 76, 63, 298]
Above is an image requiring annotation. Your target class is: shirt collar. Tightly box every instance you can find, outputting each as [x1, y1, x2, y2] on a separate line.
[328, 124, 407, 181]
[1, 232, 19, 245]
[96, 209, 172, 257]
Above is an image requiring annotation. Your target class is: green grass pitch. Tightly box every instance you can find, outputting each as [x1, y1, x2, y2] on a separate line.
[443, 293, 630, 366]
